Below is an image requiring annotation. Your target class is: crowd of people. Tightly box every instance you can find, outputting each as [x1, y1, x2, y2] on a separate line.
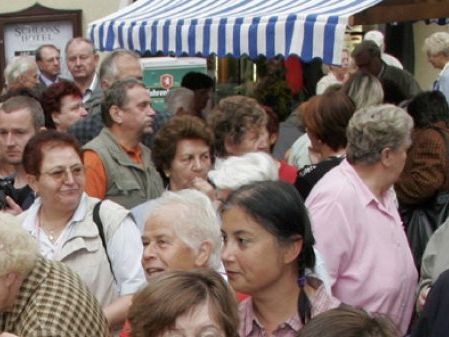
[1, 29, 449, 337]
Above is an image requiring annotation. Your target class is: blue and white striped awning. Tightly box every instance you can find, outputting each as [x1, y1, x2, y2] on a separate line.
[89, 0, 382, 64]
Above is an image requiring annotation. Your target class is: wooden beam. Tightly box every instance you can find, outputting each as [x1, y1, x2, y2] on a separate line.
[351, 0, 449, 25]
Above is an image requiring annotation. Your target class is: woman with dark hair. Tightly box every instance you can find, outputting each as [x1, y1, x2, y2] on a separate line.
[395, 91, 449, 275]
[40, 80, 87, 131]
[221, 181, 339, 337]
[295, 91, 356, 199]
[396, 90, 449, 205]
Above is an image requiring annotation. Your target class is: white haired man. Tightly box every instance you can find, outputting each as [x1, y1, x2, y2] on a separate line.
[424, 31, 449, 104]
[0, 213, 109, 337]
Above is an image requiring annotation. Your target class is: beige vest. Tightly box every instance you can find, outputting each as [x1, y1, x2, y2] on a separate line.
[17, 198, 130, 307]
[84, 128, 164, 209]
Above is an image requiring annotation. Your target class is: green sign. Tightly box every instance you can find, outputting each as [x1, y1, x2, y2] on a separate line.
[141, 57, 207, 112]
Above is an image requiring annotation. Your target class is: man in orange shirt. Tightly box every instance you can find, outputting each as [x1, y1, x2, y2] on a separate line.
[83, 78, 163, 209]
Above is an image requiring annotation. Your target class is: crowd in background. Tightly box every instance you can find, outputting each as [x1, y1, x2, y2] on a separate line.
[1, 29, 449, 337]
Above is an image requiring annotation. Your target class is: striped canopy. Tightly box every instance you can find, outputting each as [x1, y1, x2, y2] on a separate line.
[89, 0, 382, 64]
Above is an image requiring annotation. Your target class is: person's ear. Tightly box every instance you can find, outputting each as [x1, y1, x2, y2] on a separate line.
[94, 53, 100, 66]
[109, 105, 123, 124]
[194, 241, 213, 268]
[282, 235, 303, 265]
[26, 174, 39, 193]
[5, 272, 18, 287]
[51, 112, 61, 128]
[380, 147, 393, 168]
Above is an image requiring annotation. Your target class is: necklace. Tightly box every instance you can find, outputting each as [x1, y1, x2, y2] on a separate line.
[45, 228, 59, 243]
[38, 209, 64, 244]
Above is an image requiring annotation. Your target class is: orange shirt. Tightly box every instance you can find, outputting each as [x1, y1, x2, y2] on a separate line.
[83, 145, 143, 199]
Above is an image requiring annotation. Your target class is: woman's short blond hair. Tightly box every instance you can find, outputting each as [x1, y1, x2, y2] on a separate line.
[0, 213, 39, 276]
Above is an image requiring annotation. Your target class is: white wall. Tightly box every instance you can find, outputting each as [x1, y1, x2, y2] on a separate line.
[0, 0, 122, 37]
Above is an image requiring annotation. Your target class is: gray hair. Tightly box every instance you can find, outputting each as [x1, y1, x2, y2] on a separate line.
[424, 32, 449, 56]
[346, 104, 413, 165]
[1, 95, 45, 130]
[101, 78, 146, 127]
[4, 56, 37, 87]
[342, 72, 384, 110]
[208, 152, 278, 190]
[65, 37, 96, 56]
[148, 189, 222, 270]
[165, 87, 194, 115]
[0, 213, 39, 277]
[99, 49, 141, 83]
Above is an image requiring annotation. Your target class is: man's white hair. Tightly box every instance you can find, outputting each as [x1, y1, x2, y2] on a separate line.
[208, 151, 279, 190]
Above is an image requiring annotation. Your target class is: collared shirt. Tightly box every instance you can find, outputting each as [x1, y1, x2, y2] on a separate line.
[434, 61, 449, 104]
[83, 73, 99, 103]
[39, 73, 59, 87]
[21, 193, 146, 297]
[239, 284, 339, 337]
[0, 257, 109, 337]
[305, 159, 418, 335]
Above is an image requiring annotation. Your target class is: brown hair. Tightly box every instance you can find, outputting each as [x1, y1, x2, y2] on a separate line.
[297, 307, 399, 337]
[1, 95, 45, 130]
[207, 95, 267, 157]
[23, 130, 82, 176]
[41, 80, 82, 129]
[128, 269, 239, 337]
[299, 91, 355, 151]
[152, 115, 214, 180]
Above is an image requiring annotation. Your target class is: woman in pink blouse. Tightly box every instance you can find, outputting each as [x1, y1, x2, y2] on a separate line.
[221, 180, 339, 337]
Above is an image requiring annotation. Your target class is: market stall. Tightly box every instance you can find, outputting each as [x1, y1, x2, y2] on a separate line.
[88, 0, 383, 65]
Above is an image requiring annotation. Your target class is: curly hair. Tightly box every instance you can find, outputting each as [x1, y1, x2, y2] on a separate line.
[41, 80, 82, 129]
[152, 115, 214, 181]
[207, 96, 267, 157]
[346, 104, 413, 165]
[0, 213, 39, 277]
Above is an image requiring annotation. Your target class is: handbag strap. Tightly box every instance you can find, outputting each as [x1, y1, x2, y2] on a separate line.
[93, 201, 116, 282]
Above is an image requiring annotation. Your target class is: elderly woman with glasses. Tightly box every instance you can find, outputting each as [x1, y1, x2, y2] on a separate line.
[16, 130, 146, 333]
